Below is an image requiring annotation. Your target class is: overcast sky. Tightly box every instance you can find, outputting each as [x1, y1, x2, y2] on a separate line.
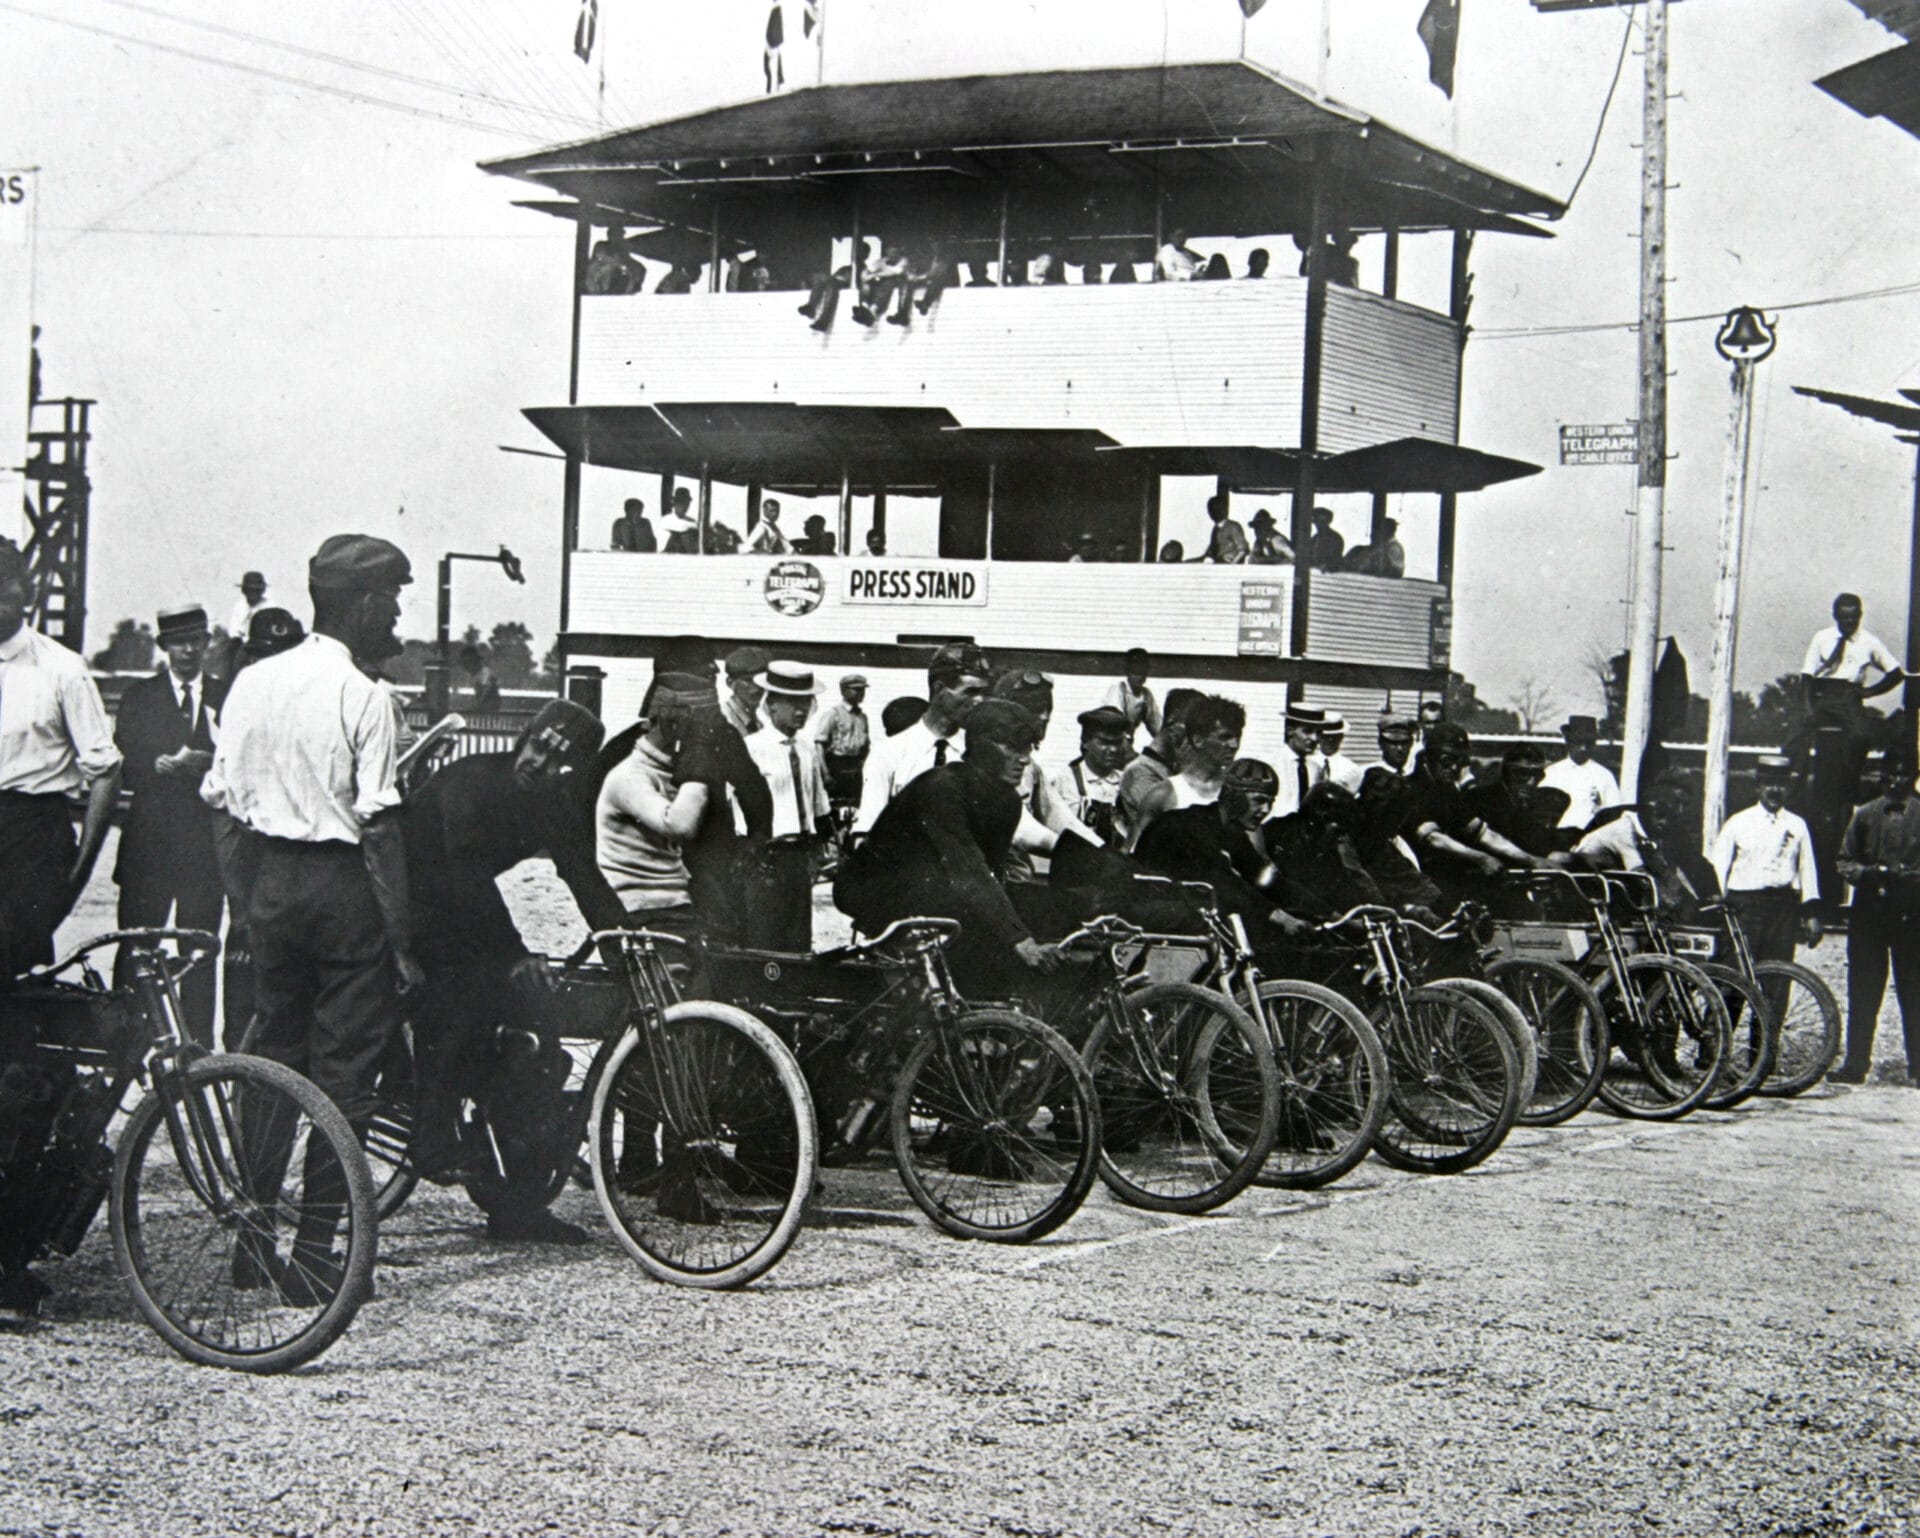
[4, 0, 1916, 715]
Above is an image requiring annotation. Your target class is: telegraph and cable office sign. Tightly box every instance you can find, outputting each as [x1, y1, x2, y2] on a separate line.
[1559, 422, 1638, 466]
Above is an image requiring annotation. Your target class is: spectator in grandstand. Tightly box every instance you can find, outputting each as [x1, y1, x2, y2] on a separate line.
[1104, 647, 1161, 743]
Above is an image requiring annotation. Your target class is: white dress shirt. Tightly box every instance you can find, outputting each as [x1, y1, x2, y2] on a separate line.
[1712, 802, 1819, 901]
[749, 521, 791, 555]
[201, 633, 400, 844]
[852, 717, 960, 833]
[0, 624, 121, 794]
[1321, 751, 1365, 792]
[1155, 242, 1200, 281]
[748, 727, 832, 839]
[159, 663, 219, 745]
[1272, 744, 1322, 819]
[1801, 625, 1899, 685]
[1541, 757, 1621, 830]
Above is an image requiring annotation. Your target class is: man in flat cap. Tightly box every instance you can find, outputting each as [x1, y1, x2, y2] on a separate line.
[404, 698, 626, 1242]
[203, 533, 420, 1302]
[0, 542, 121, 983]
[112, 604, 226, 1043]
[1051, 705, 1131, 850]
[721, 645, 771, 738]
[811, 671, 871, 827]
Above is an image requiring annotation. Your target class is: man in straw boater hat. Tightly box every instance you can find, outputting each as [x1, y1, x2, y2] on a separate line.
[1541, 714, 1621, 833]
[1711, 754, 1823, 1017]
[1274, 702, 1328, 820]
[111, 603, 226, 1044]
[202, 533, 422, 1304]
[0, 541, 121, 985]
[743, 660, 834, 950]
[402, 697, 626, 1243]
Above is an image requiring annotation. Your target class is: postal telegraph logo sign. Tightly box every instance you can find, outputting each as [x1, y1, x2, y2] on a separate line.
[764, 560, 825, 617]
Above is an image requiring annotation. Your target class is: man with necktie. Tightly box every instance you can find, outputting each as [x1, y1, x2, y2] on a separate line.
[745, 661, 834, 950]
[852, 643, 992, 835]
[1274, 703, 1327, 819]
[112, 604, 227, 1044]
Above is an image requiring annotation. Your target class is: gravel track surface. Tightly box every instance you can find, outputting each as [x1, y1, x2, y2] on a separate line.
[5, 852, 1916, 1537]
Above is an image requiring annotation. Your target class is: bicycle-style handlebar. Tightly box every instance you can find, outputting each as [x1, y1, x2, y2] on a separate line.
[29, 927, 221, 982]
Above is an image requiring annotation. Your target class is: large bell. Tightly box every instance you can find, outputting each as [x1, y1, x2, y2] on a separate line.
[1715, 306, 1776, 362]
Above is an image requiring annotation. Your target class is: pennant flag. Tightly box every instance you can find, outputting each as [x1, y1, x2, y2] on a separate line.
[1238, 0, 1269, 15]
[763, 3, 823, 95]
[1417, 0, 1461, 98]
[573, 0, 597, 64]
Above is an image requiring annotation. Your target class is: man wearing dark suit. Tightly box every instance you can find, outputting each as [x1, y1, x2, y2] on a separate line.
[114, 604, 226, 1045]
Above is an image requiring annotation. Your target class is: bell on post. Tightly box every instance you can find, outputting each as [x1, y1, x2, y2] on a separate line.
[1715, 306, 1776, 363]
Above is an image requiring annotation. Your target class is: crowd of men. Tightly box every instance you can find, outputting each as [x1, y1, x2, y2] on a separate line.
[6, 534, 1920, 1303]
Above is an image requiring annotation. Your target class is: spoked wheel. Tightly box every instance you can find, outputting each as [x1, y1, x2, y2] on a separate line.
[1485, 958, 1609, 1127]
[459, 1031, 596, 1218]
[1245, 980, 1388, 1190]
[109, 1054, 376, 1373]
[1082, 981, 1277, 1214]
[1424, 976, 1539, 1111]
[892, 1008, 1100, 1243]
[1755, 961, 1842, 1097]
[1371, 987, 1522, 1175]
[364, 1025, 420, 1221]
[589, 1003, 817, 1289]
[1698, 962, 1777, 1111]
[1590, 955, 1731, 1120]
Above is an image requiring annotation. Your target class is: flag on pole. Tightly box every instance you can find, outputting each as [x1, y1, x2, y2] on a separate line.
[573, 0, 597, 64]
[764, 3, 822, 95]
[1417, 0, 1461, 97]
[1238, 0, 1269, 15]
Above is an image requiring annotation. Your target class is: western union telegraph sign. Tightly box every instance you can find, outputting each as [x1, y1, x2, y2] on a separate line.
[1559, 422, 1639, 466]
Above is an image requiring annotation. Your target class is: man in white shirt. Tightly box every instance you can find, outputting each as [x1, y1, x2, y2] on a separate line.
[1317, 713, 1365, 792]
[1541, 715, 1620, 832]
[1801, 591, 1907, 831]
[1711, 754, 1823, 977]
[1272, 704, 1327, 820]
[201, 533, 419, 1304]
[225, 570, 268, 650]
[0, 542, 122, 981]
[1154, 228, 1201, 282]
[1801, 592, 1903, 702]
[745, 661, 833, 950]
[1050, 706, 1130, 850]
[1103, 648, 1161, 744]
[749, 498, 792, 555]
[852, 643, 992, 834]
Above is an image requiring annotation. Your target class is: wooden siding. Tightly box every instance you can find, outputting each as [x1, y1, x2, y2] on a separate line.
[576, 281, 1454, 452]
[1317, 286, 1460, 453]
[1304, 571, 1447, 672]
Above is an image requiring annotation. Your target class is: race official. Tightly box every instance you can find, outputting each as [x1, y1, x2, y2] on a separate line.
[1541, 715, 1620, 831]
[201, 533, 419, 1302]
[745, 661, 833, 950]
[0, 542, 121, 981]
[1833, 752, 1920, 1085]
[852, 643, 991, 833]
[810, 671, 871, 812]
[1710, 755, 1822, 981]
[112, 604, 225, 1043]
[1273, 703, 1327, 819]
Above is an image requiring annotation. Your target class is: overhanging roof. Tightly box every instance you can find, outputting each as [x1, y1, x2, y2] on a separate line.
[484, 62, 1563, 235]
[1815, 2, 1920, 137]
[527, 405, 1540, 495]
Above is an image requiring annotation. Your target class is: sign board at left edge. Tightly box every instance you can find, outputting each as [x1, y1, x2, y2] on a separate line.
[0, 169, 36, 506]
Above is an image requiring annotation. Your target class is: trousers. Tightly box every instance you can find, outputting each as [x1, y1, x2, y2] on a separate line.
[114, 871, 224, 1048]
[0, 793, 77, 981]
[1728, 887, 1803, 1022]
[1842, 899, 1920, 1078]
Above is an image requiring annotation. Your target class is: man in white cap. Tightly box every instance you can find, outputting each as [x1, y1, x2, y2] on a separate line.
[1541, 715, 1620, 832]
[745, 660, 832, 949]
[1273, 703, 1327, 819]
[1316, 712, 1364, 792]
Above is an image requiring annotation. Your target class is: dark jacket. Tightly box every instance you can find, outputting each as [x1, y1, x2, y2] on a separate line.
[834, 760, 1027, 950]
[113, 669, 225, 890]
[403, 751, 627, 969]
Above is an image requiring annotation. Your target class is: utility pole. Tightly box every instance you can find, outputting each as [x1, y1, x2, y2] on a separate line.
[1533, 0, 1670, 796]
[1703, 307, 1776, 847]
[1619, 0, 1669, 800]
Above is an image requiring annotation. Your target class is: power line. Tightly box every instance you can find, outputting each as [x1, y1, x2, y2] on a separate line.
[1, 2, 545, 141]
[86, 0, 599, 127]
[1561, 7, 1635, 208]
[1476, 278, 1920, 341]
[42, 224, 563, 240]
[391, 0, 558, 142]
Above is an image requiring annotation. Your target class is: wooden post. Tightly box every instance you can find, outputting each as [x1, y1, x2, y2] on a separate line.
[1437, 227, 1472, 594]
[1141, 471, 1161, 562]
[709, 198, 722, 293]
[1287, 161, 1329, 685]
[997, 189, 1009, 286]
[985, 461, 998, 556]
[1620, 0, 1670, 801]
[560, 206, 590, 684]
[696, 464, 713, 554]
[1908, 444, 1920, 725]
[872, 488, 887, 547]
[1381, 228, 1399, 301]
[746, 481, 762, 533]
[568, 209, 590, 406]
[838, 466, 853, 556]
[1704, 354, 1759, 846]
